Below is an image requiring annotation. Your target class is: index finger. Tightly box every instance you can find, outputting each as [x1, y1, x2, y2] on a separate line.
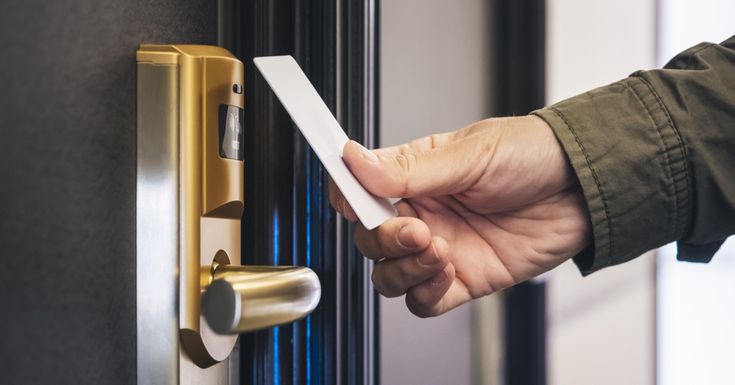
[328, 177, 358, 222]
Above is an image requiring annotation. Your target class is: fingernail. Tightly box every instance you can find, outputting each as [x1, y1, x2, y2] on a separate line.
[397, 225, 417, 249]
[418, 246, 440, 265]
[357, 142, 379, 163]
[430, 270, 448, 284]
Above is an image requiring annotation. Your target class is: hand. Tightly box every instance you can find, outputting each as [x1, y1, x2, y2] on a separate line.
[329, 115, 591, 317]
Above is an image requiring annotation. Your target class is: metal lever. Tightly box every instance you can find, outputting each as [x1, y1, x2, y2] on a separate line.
[202, 265, 321, 334]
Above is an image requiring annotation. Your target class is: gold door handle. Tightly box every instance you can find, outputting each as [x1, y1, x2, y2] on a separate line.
[202, 265, 321, 334]
[137, 44, 322, 369]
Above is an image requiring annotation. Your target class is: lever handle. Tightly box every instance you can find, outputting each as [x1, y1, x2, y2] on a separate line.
[202, 265, 321, 334]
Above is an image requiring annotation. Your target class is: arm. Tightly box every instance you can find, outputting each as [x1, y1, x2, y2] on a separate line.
[534, 35, 735, 274]
[330, 35, 735, 316]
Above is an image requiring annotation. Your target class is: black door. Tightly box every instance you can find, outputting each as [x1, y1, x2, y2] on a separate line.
[0, 1, 216, 384]
[0, 0, 378, 384]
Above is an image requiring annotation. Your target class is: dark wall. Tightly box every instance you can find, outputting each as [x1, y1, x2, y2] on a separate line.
[0, 1, 216, 383]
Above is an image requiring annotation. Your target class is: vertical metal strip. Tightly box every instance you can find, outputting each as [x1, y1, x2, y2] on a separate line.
[334, 0, 345, 383]
[136, 63, 179, 385]
[363, 1, 378, 384]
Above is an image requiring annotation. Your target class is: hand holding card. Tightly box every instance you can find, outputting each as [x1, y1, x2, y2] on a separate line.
[253, 55, 397, 229]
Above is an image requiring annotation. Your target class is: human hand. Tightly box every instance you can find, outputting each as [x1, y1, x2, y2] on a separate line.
[329, 115, 591, 317]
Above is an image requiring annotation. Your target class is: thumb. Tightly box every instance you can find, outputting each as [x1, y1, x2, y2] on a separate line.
[342, 140, 481, 198]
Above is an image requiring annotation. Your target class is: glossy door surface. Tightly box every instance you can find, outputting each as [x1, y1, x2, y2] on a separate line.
[222, 1, 379, 384]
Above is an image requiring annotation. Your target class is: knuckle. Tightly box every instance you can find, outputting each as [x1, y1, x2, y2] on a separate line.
[429, 134, 441, 149]
[405, 295, 437, 318]
[338, 197, 348, 216]
[372, 264, 402, 298]
[331, 194, 342, 211]
[395, 264, 414, 285]
[393, 153, 417, 196]
[353, 226, 367, 249]
[355, 228, 380, 259]
[378, 225, 404, 256]
[377, 226, 394, 252]
[398, 153, 417, 174]
[402, 257, 435, 283]
[398, 144, 413, 154]
[371, 268, 388, 295]
[371, 269, 382, 291]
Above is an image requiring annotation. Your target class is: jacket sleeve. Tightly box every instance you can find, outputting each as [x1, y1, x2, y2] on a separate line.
[532, 35, 735, 275]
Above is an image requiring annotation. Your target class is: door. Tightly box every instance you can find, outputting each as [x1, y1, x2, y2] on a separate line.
[0, 0, 378, 384]
[230, 1, 379, 384]
[216, 0, 379, 383]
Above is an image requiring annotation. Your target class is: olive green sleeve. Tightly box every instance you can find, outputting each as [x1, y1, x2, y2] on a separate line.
[532, 35, 735, 275]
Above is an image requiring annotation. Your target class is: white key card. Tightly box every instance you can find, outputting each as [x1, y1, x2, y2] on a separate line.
[253, 55, 397, 229]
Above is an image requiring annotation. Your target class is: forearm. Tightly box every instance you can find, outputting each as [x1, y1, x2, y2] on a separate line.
[533, 35, 735, 274]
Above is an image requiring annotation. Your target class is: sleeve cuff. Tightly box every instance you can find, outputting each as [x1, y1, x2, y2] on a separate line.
[532, 76, 690, 275]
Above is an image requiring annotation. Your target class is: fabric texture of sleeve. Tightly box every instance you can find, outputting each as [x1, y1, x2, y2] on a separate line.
[532, 35, 735, 275]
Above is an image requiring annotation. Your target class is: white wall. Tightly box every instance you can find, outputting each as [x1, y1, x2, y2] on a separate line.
[656, 2, 735, 385]
[380, 1, 492, 384]
[546, 1, 657, 385]
[546, 0, 656, 104]
[657, 0, 735, 66]
[546, 255, 656, 385]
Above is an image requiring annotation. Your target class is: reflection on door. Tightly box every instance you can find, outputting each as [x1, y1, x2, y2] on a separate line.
[225, 1, 380, 384]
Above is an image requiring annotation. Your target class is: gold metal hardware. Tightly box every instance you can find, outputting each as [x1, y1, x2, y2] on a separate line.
[136, 44, 321, 370]
[203, 265, 321, 334]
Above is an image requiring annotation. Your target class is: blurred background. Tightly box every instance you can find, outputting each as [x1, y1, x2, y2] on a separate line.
[1, 1, 733, 384]
[379, 1, 735, 385]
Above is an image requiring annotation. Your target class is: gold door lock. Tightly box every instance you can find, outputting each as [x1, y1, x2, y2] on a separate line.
[137, 45, 321, 369]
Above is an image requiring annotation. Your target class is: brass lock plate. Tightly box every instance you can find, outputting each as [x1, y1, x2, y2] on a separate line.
[137, 44, 244, 374]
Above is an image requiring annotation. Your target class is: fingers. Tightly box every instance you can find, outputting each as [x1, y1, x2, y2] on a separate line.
[372, 237, 449, 298]
[330, 131, 464, 221]
[348, 205, 458, 317]
[328, 177, 358, 221]
[405, 263, 456, 318]
[354, 216, 431, 260]
[342, 139, 485, 199]
[330, 176, 418, 224]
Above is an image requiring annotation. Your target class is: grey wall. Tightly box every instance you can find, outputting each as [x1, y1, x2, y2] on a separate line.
[380, 1, 493, 384]
[0, 1, 216, 383]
